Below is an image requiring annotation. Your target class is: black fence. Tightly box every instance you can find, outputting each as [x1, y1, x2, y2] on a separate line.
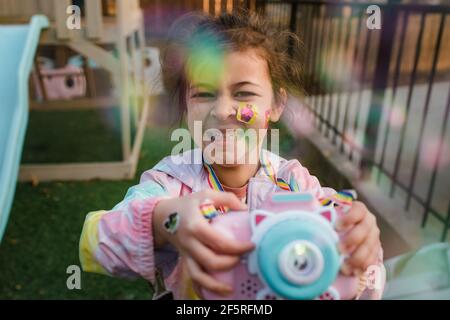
[256, 0, 450, 241]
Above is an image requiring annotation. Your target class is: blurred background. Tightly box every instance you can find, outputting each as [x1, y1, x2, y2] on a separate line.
[0, 0, 449, 299]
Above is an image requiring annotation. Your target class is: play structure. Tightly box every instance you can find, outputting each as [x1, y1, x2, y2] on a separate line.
[0, 1, 150, 242]
[0, 0, 150, 182]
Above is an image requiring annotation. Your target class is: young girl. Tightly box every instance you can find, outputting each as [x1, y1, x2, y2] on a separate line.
[79, 11, 385, 300]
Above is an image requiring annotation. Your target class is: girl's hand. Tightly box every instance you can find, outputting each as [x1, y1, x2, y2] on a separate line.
[153, 190, 255, 297]
[336, 201, 381, 276]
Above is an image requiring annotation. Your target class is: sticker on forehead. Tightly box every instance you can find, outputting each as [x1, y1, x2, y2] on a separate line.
[237, 102, 258, 125]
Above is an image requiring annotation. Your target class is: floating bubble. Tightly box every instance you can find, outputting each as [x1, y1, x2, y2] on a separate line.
[186, 32, 225, 88]
[421, 137, 450, 170]
[317, 52, 355, 90]
[389, 105, 406, 128]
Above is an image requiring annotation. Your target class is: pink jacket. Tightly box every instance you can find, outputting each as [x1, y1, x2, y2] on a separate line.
[79, 149, 385, 299]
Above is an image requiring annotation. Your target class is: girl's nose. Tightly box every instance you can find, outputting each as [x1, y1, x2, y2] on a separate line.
[210, 97, 237, 121]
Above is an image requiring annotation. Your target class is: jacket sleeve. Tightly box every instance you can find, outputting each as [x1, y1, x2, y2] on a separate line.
[79, 169, 183, 283]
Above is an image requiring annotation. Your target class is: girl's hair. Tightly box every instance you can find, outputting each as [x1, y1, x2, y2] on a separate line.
[160, 9, 305, 125]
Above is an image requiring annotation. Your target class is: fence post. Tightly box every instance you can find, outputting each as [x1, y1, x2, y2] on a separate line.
[361, 3, 399, 179]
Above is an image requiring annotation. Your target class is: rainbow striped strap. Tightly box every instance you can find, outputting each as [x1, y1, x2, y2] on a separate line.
[320, 190, 357, 207]
[203, 163, 227, 213]
[204, 162, 224, 192]
[260, 151, 279, 185]
[199, 200, 219, 220]
[260, 151, 299, 191]
[276, 178, 291, 191]
[261, 161, 277, 185]
[202, 152, 308, 215]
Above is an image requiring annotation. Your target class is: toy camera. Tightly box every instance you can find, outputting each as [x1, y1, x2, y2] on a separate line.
[201, 192, 360, 300]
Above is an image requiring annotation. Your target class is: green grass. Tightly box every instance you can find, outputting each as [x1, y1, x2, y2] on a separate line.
[0, 180, 153, 299]
[22, 108, 123, 163]
[0, 109, 298, 299]
[0, 109, 178, 299]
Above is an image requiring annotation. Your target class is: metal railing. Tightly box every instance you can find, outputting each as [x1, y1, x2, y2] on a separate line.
[256, 0, 450, 240]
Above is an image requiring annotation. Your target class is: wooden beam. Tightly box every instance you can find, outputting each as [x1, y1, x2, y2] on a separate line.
[67, 41, 119, 77]
[33, 56, 48, 101]
[38, 0, 55, 20]
[53, 0, 71, 40]
[215, 0, 221, 16]
[55, 46, 68, 67]
[138, 20, 148, 112]
[21, 0, 38, 16]
[35, 14, 139, 45]
[30, 97, 118, 111]
[19, 161, 133, 182]
[117, 0, 132, 160]
[130, 31, 139, 127]
[226, 0, 233, 13]
[86, 0, 103, 39]
[129, 95, 150, 178]
[22, 98, 149, 182]
[82, 55, 97, 98]
[38, 18, 117, 45]
[249, 0, 256, 12]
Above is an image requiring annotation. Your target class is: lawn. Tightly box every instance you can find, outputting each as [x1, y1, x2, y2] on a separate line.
[0, 108, 178, 299]
[0, 108, 303, 299]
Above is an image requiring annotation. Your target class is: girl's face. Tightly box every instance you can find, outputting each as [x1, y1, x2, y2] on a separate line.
[186, 48, 285, 166]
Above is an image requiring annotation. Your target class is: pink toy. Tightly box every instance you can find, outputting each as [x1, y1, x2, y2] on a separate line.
[201, 192, 360, 300]
[33, 64, 86, 100]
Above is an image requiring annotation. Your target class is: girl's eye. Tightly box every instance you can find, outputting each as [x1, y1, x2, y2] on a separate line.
[191, 92, 215, 98]
[235, 91, 255, 98]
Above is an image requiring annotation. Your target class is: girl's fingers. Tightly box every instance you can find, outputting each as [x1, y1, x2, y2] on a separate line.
[192, 281, 205, 299]
[185, 256, 232, 296]
[345, 226, 380, 271]
[339, 215, 375, 252]
[336, 202, 368, 231]
[352, 242, 381, 276]
[195, 222, 255, 255]
[200, 190, 247, 211]
[187, 239, 240, 271]
[367, 242, 382, 267]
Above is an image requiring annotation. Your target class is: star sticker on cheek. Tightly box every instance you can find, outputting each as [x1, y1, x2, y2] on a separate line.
[237, 102, 258, 125]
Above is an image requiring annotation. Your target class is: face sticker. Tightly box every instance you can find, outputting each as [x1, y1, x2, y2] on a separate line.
[237, 102, 258, 125]
[163, 212, 180, 234]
